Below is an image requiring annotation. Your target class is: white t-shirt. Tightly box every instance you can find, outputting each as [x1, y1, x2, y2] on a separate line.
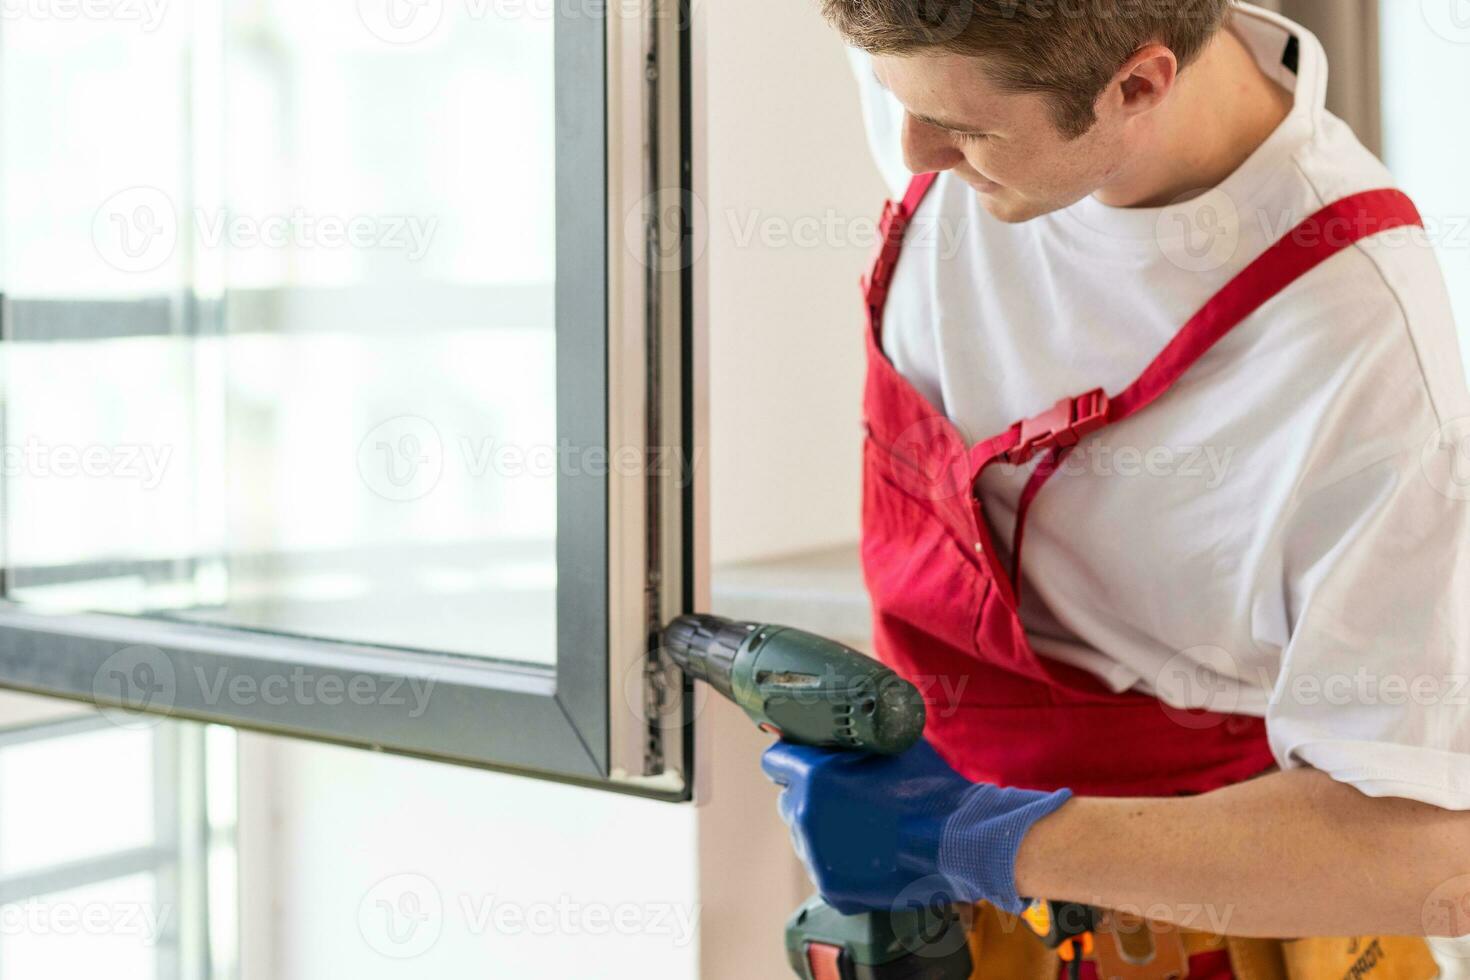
[850, 3, 1470, 809]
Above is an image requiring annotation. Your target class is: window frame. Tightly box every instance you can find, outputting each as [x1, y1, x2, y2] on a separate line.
[0, 1, 694, 797]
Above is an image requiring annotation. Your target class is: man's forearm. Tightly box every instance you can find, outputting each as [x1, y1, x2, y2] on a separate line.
[1013, 768, 1470, 937]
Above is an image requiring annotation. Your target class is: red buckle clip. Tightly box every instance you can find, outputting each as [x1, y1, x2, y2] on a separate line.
[862, 199, 907, 316]
[1005, 388, 1110, 465]
[877, 198, 901, 240]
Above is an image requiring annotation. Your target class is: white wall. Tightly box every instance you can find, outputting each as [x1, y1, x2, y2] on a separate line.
[236, 2, 883, 979]
[238, 735, 698, 979]
[706, 0, 888, 564]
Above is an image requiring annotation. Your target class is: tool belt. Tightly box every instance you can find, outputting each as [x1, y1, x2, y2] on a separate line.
[968, 902, 1440, 980]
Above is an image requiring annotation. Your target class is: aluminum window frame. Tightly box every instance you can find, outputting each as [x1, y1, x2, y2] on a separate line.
[0, 1, 694, 798]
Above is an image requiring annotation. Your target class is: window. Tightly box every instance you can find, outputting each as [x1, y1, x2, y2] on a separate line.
[0, 711, 235, 980]
[0, 1, 693, 793]
[1381, 1, 1470, 363]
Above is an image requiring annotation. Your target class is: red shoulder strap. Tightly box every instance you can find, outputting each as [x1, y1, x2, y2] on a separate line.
[862, 172, 940, 327]
[987, 188, 1425, 596]
[1109, 188, 1423, 427]
[971, 189, 1424, 473]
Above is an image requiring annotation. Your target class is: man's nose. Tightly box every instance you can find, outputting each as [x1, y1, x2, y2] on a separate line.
[901, 116, 964, 174]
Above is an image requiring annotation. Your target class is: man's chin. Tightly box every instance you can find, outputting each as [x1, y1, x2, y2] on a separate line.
[972, 187, 1046, 224]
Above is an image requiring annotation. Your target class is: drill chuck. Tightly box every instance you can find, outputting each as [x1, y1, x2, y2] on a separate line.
[661, 613, 751, 699]
[663, 613, 926, 756]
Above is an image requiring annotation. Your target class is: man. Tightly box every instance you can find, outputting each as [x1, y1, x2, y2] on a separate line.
[761, 2, 1470, 977]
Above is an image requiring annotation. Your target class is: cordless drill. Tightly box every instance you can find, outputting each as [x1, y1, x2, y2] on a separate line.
[663, 614, 974, 980]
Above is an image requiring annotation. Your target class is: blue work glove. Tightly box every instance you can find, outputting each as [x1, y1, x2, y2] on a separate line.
[761, 740, 1072, 916]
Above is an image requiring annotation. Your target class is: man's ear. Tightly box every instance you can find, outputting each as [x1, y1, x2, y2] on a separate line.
[1106, 43, 1179, 119]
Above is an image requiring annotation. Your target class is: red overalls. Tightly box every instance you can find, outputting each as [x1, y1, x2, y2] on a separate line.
[859, 173, 1422, 979]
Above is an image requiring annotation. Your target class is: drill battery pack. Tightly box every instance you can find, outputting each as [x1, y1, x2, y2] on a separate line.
[785, 895, 974, 980]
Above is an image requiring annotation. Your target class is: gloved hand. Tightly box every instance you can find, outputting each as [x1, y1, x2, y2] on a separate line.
[761, 740, 1072, 916]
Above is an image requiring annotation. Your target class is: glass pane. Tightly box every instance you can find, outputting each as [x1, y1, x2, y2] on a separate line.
[0, 727, 153, 876]
[0, 874, 159, 980]
[0, 0, 558, 663]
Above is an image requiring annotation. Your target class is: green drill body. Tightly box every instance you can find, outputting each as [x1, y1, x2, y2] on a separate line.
[664, 614, 925, 755]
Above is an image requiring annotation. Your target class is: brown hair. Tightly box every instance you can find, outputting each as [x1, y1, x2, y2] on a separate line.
[822, 0, 1233, 138]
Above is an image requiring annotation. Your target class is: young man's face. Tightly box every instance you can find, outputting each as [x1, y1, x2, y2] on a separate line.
[873, 51, 1129, 223]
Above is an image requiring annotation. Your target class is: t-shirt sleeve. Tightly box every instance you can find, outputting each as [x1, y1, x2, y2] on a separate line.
[1266, 424, 1470, 809]
[845, 48, 912, 199]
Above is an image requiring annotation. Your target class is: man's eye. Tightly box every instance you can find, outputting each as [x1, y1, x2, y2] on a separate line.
[954, 131, 991, 145]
